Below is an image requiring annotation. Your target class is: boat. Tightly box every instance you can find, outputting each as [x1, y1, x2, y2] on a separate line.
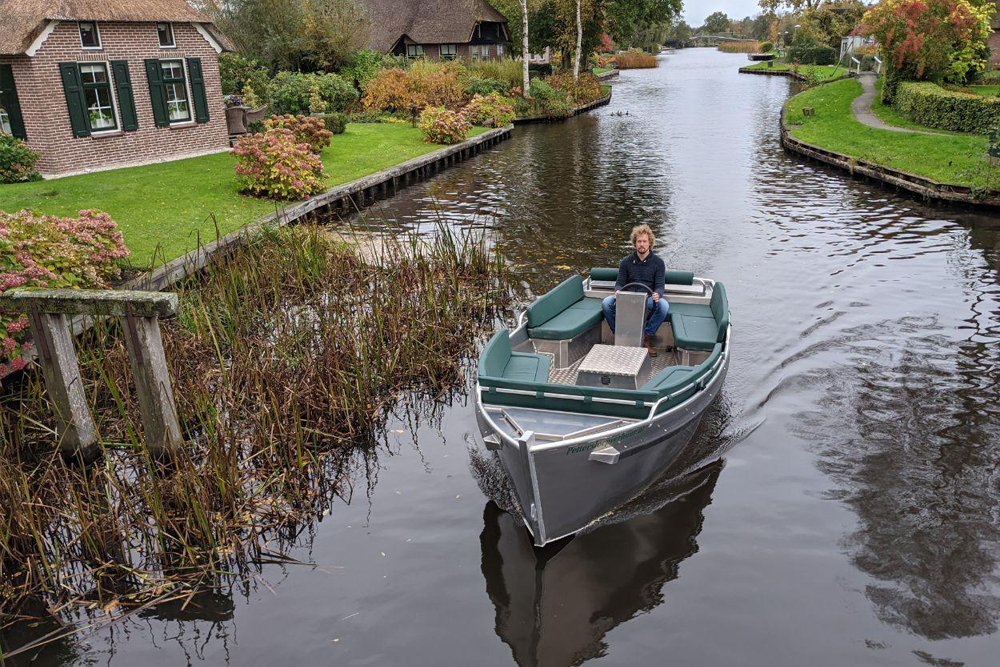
[475, 267, 731, 546]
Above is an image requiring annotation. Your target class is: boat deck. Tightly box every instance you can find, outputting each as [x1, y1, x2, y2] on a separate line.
[543, 348, 680, 386]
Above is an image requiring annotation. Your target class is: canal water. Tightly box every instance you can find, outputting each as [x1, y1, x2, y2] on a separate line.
[9, 48, 1000, 665]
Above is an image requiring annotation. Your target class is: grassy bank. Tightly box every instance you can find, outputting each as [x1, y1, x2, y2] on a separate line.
[784, 78, 989, 186]
[593, 67, 614, 76]
[0, 223, 510, 629]
[0, 124, 488, 268]
[742, 62, 845, 81]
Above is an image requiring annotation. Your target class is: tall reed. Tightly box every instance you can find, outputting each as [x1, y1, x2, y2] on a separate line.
[614, 50, 658, 69]
[717, 42, 762, 53]
[0, 223, 510, 627]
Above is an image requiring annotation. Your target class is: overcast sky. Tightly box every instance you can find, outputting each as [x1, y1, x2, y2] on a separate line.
[684, 0, 765, 26]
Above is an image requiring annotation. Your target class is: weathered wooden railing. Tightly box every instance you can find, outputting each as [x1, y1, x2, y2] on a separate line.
[0, 289, 182, 460]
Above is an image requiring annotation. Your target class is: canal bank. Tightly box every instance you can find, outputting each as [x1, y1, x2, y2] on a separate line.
[6, 48, 1000, 667]
[780, 77, 1000, 210]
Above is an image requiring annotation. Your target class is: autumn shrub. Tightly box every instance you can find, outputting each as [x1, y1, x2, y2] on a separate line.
[363, 68, 413, 111]
[463, 93, 516, 127]
[0, 209, 129, 375]
[233, 129, 326, 200]
[408, 59, 466, 108]
[419, 107, 470, 144]
[467, 58, 524, 92]
[0, 134, 41, 184]
[271, 71, 358, 115]
[862, 0, 993, 101]
[615, 49, 658, 69]
[464, 76, 511, 97]
[264, 114, 333, 153]
[323, 111, 348, 134]
[547, 71, 603, 104]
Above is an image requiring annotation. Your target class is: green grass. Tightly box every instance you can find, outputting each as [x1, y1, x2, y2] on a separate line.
[784, 78, 988, 186]
[593, 67, 614, 76]
[0, 124, 488, 267]
[867, 79, 968, 135]
[742, 62, 846, 81]
[967, 85, 999, 97]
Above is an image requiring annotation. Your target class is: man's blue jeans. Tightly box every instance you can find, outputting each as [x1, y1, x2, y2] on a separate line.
[602, 294, 669, 337]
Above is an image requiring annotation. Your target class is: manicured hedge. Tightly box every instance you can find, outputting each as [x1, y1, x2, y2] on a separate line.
[894, 81, 1000, 134]
[787, 45, 836, 65]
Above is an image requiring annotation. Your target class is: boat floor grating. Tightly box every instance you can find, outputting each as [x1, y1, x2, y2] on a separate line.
[545, 349, 680, 386]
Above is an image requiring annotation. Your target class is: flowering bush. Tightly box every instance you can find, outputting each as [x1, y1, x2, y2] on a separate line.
[862, 0, 993, 98]
[0, 209, 129, 375]
[418, 107, 470, 145]
[0, 134, 41, 184]
[264, 114, 333, 153]
[233, 129, 326, 200]
[463, 93, 516, 127]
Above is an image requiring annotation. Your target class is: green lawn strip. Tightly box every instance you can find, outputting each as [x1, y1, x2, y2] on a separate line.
[785, 78, 987, 186]
[593, 67, 614, 76]
[742, 62, 845, 81]
[968, 85, 999, 96]
[0, 124, 487, 267]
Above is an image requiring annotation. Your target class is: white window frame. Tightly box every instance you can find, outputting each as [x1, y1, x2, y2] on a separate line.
[78, 21, 102, 50]
[496, 44, 504, 57]
[0, 108, 11, 135]
[439, 44, 457, 60]
[157, 22, 176, 49]
[406, 44, 424, 58]
[161, 58, 195, 126]
[78, 61, 121, 135]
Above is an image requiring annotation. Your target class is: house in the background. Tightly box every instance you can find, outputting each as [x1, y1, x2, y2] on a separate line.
[0, 0, 233, 178]
[990, 2, 1000, 67]
[360, 0, 511, 61]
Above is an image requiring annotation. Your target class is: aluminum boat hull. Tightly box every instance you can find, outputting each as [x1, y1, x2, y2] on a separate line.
[476, 353, 728, 546]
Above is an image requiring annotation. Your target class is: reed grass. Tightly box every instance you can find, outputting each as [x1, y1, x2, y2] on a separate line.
[0, 223, 510, 628]
[614, 50, 658, 69]
[717, 42, 762, 53]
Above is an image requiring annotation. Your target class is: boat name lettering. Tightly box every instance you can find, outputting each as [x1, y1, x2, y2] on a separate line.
[567, 443, 599, 455]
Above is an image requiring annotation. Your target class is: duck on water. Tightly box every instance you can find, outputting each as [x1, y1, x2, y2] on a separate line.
[475, 225, 731, 546]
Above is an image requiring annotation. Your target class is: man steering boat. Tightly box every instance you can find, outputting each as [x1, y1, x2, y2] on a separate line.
[600, 224, 668, 357]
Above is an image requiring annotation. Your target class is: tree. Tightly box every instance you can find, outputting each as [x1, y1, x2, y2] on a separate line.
[758, 0, 825, 13]
[702, 11, 731, 35]
[573, 0, 583, 81]
[663, 19, 692, 47]
[606, 0, 684, 47]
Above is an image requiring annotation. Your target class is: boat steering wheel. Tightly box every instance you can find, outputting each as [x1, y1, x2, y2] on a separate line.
[617, 282, 653, 296]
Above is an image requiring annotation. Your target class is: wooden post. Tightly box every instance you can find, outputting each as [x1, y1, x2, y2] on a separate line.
[26, 309, 98, 459]
[123, 311, 182, 456]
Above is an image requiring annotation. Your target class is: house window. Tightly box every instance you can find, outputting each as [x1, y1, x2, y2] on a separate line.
[496, 44, 504, 57]
[472, 45, 489, 60]
[439, 44, 457, 59]
[0, 108, 10, 135]
[157, 23, 175, 48]
[406, 44, 424, 58]
[79, 21, 101, 49]
[161, 60, 191, 122]
[79, 63, 117, 131]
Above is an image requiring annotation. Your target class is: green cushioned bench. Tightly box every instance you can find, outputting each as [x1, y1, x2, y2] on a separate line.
[526, 274, 603, 340]
[479, 330, 551, 384]
[641, 343, 722, 393]
[669, 282, 729, 352]
[590, 267, 696, 286]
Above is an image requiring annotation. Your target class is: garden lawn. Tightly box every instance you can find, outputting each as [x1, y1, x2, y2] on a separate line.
[0, 124, 488, 267]
[969, 85, 999, 96]
[742, 62, 845, 81]
[593, 67, 614, 76]
[785, 78, 988, 186]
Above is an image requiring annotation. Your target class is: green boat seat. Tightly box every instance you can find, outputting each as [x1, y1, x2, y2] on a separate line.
[479, 330, 551, 383]
[640, 365, 696, 393]
[590, 267, 696, 286]
[664, 302, 714, 319]
[669, 282, 729, 351]
[528, 297, 603, 340]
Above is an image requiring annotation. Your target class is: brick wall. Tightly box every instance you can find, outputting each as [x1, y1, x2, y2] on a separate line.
[990, 30, 1000, 67]
[0, 20, 229, 177]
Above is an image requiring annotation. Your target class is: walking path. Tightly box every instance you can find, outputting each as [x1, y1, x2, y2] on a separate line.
[851, 73, 945, 135]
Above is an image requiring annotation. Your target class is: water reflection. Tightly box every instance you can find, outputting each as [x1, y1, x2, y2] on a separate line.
[480, 462, 721, 667]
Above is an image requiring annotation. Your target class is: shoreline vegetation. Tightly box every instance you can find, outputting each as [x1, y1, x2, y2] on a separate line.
[0, 223, 511, 629]
[740, 61, 848, 82]
[781, 77, 998, 204]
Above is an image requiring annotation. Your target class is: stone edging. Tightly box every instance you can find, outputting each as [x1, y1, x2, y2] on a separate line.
[125, 125, 514, 293]
[596, 70, 620, 81]
[514, 90, 613, 125]
[779, 106, 1000, 210]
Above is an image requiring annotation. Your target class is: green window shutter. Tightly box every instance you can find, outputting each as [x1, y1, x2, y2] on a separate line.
[0, 64, 27, 140]
[187, 58, 210, 124]
[144, 59, 169, 128]
[111, 60, 138, 131]
[58, 62, 90, 137]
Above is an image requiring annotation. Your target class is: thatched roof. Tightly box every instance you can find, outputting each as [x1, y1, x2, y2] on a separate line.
[358, 0, 509, 53]
[0, 0, 233, 55]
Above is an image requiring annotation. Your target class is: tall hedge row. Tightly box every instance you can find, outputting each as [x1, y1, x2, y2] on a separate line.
[894, 82, 1000, 134]
[786, 45, 837, 65]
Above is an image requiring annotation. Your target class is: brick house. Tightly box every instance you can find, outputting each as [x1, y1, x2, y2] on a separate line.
[991, 2, 1000, 68]
[359, 0, 511, 61]
[0, 0, 233, 178]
